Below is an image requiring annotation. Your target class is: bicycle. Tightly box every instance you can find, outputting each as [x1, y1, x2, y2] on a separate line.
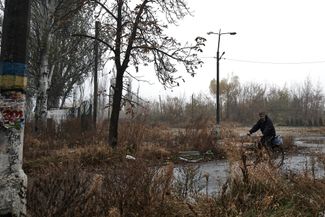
[242, 135, 285, 168]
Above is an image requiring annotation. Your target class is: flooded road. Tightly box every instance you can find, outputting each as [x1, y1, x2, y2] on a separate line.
[174, 136, 325, 195]
[294, 136, 325, 153]
[283, 154, 325, 179]
[174, 160, 230, 195]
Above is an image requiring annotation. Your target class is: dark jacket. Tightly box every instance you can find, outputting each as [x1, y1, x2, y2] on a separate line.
[249, 115, 276, 138]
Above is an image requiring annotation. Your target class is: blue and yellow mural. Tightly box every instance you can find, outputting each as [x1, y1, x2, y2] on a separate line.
[0, 62, 27, 91]
[0, 62, 27, 130]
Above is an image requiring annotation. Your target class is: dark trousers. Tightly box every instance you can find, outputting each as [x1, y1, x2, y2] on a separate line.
[260, 135, 275, 147]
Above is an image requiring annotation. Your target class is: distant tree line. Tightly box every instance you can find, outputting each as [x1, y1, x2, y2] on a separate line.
[145, 94, 215, 127]
[143, 75, 325, 127]
[211, 75, 325, 126]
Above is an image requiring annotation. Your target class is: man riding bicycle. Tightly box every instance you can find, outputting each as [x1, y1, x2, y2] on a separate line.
[247, 112, 276, 147]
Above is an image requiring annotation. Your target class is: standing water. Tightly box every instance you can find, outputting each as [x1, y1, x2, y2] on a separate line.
[174, 136, 325, 195]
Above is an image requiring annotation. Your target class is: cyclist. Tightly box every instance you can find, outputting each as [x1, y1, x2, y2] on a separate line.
[247, 112, 276, 147]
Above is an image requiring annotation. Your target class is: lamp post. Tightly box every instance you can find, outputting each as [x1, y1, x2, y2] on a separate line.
[207, 29, 236, 137]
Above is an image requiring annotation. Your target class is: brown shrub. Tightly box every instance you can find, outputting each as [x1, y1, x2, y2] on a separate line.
[282, 135, 295, 152]
[27, 162, 103, 217]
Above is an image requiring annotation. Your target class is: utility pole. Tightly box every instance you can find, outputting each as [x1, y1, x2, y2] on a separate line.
[216, 43, 220, 125]
[0, 0, 31, 216]
[207, 29, 236, 138]
[93, 21, 100, 129]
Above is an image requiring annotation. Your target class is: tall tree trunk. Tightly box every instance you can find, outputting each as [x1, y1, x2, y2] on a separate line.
[0, 0, 31, 216]
[34, 34, 51, 131]
[108, 69, 124, 148]
[93, 21, 100, 130]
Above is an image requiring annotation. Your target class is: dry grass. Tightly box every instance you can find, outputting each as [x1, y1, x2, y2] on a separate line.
[215, 134, 325, 217]
[216, 165, 325, 217]
[26, 155, 325, 217]
[26, 157, 207, 217]
[118, 117, 226, 160]
[24, 120, 325, 216]
[24, 117, 226, 175]
[138, 143, 171, 161]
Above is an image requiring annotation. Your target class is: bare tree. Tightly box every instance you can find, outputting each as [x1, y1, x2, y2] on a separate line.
[29, 0, 88, 131]
[298, 77, 325, 125]
[85, 0, 205, 147]
[266, 85, 290, 124]
[210, 75, 240, 120]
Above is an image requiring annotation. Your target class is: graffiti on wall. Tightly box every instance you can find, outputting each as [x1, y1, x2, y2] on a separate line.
[0, 62, 27, 130]
[0, 92, 25, 130]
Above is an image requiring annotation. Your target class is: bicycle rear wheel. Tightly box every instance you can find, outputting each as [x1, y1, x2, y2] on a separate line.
[267, 145, 284, 168]
[249, 143, 269, 166]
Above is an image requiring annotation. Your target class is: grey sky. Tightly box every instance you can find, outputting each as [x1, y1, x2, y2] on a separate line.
[132, 0, 325, 99]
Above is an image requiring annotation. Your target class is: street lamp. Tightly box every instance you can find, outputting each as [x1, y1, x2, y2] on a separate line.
[207, 29, 236, 136]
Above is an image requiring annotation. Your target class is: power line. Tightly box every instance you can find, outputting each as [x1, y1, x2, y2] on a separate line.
[200, 56, 325, 65]
[224, 58, 325, 65]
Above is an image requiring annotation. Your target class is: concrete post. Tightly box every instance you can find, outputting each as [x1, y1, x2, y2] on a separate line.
[0, 0, 31, 216]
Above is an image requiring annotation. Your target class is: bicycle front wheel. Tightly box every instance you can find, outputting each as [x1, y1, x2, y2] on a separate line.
[268, 145, 284, 168]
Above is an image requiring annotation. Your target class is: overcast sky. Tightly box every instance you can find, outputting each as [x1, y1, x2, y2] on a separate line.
[132, 0, 325, 100]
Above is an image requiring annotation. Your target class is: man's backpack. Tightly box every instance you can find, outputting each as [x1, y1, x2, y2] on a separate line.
[272, 135, 283, 146]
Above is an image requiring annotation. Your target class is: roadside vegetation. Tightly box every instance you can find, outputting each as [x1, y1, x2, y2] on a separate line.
[23, 65, 325, 217]
[24, 111, 325, 216]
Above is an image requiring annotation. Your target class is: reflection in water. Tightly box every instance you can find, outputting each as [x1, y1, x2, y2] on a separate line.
[174, 136, 325, 195]
[283, 154, 325, 179]
[174, 160, 230, 195]
[294, 136, 325, 153]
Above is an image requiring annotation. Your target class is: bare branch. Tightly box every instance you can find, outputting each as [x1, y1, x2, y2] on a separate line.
[125, 71, 154, 85]
[72, 33, 115, 53]
[89, 0, 118, 20]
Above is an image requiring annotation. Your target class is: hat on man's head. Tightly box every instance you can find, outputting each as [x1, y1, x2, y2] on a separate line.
[259, 112, 266, 116]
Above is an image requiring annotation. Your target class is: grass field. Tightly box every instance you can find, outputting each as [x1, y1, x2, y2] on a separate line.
[23, 120, 325, 216]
